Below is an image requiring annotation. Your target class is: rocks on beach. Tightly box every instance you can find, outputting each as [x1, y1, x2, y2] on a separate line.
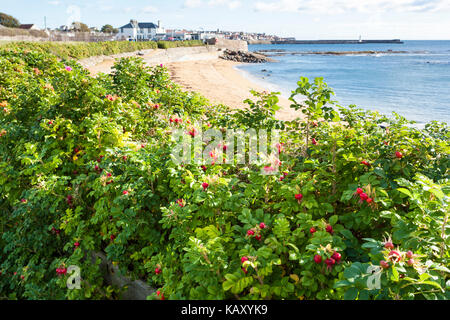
[220, 49, 274, 63]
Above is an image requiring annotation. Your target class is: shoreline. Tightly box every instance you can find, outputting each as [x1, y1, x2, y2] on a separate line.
[165, 59, 297, 121]
[81, 48, 300, 121]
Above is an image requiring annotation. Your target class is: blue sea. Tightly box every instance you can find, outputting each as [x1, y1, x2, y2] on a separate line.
[237, 41, 450, 125]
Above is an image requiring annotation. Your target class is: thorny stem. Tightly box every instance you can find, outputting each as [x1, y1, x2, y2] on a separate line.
[253, 266, 264, 286]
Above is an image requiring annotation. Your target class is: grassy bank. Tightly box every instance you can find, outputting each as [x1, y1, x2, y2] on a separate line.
[157, 40, 204, 49]
[0, 40, 205, 60]
[0, 26, 48, 38]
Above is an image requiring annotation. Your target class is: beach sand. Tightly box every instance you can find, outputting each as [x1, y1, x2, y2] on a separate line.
[82, 49, 300, 121]
[166, 59, 297, 121]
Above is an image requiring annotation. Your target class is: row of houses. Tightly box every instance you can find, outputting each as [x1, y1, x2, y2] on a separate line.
[115, 20, 219, 42]
[10, 19, 291, 43]
[116, 20, 294, 42]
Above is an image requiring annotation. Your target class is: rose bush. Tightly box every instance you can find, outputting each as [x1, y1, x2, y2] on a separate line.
[0, 48, 448, 300]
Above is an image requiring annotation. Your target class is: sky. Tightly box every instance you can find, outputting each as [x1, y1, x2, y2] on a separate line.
[1, 0, 450, 39]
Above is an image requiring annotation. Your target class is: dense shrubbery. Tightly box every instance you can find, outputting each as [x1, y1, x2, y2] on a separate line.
[0, 12, 20, 28]
[0, 48, 448, 300]
[157, 40, 204, 49]
[0, 40, 204, 60]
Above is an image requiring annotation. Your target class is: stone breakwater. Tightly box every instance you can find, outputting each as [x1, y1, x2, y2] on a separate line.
[255, 50, 409, 56]
[220, 49, 274, 63]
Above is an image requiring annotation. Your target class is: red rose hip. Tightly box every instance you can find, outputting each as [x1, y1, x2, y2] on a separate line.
[384, 242, 394, 249]
[295, 193, 303, 201]
[331, 252, 341, 262]
[314, 255, 322, 264]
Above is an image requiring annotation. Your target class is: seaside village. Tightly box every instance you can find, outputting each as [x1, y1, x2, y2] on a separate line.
[114, 19, 294, 42]
[8, 19, 293, 43]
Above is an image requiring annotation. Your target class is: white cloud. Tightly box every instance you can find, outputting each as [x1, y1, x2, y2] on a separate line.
[253, 0, 450, 14]
[143, 5, 159, 13]
[227, 1, 242, 10]
[184, 0, 203, 8]
[100, 5, 113, 12]
[208, 0, 242, 10]
[184, 0, 242, 10]
[48, 0, 60, 5]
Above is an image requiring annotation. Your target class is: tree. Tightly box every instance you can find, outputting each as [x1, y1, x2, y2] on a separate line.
[101, 24, 118, 34]
[0, 12, 20, 28]
[71, 21, 90, 32]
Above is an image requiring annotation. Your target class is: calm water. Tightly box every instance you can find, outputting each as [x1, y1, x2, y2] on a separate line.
[238, 41, 450, 125]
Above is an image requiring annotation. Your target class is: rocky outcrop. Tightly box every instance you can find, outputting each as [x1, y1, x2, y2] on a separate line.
[220, 49, 274, 63]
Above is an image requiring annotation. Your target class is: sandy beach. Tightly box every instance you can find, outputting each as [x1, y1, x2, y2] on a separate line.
[166, 59, 297, 121]
[81, 48, 299, 121]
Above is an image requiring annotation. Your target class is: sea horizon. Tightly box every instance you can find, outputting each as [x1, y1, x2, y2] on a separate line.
[237, 40, 450, 126]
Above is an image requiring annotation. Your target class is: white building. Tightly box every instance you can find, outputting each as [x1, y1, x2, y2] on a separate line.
[165, 29, 192, 41]
[117, 20, 165, 41]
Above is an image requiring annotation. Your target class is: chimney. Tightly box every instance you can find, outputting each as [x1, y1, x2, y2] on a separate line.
[158, 20, 161, 28]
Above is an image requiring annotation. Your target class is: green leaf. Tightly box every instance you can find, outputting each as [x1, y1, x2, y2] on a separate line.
[397, 188, 413, 198]
[329, 215, 338, 225]
[391, 266, 399, 282]
[344, 287, 359, 300]
[222, 281, 233, 291]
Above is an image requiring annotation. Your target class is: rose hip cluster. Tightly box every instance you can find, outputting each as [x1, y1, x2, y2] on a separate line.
[379, 241, 418, 269]
[169, 117, 182, 124]
[355, 187, 374, 204]
[56, 266, 67, 275]
[240, 256, 255, 274]
[279, 171, 288, 181]
[314, 251, 342, 271]
[246, 222, 267, 241]
[176, 199, 185, 207]
[309, 224, 333, 235]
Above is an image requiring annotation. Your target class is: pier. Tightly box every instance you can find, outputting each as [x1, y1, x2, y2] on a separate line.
[270, 39, 404, 44]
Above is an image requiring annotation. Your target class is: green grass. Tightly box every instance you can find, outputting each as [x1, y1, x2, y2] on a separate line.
[0, 40, 205, 60]
[157, 40, 204, 49]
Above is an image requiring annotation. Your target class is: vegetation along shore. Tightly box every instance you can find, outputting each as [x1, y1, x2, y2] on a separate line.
[0, 42, 448, 300]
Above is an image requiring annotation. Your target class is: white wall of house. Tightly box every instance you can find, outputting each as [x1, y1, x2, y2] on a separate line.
[117, 27, 136, 40]
[117, 22, 166, 41]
